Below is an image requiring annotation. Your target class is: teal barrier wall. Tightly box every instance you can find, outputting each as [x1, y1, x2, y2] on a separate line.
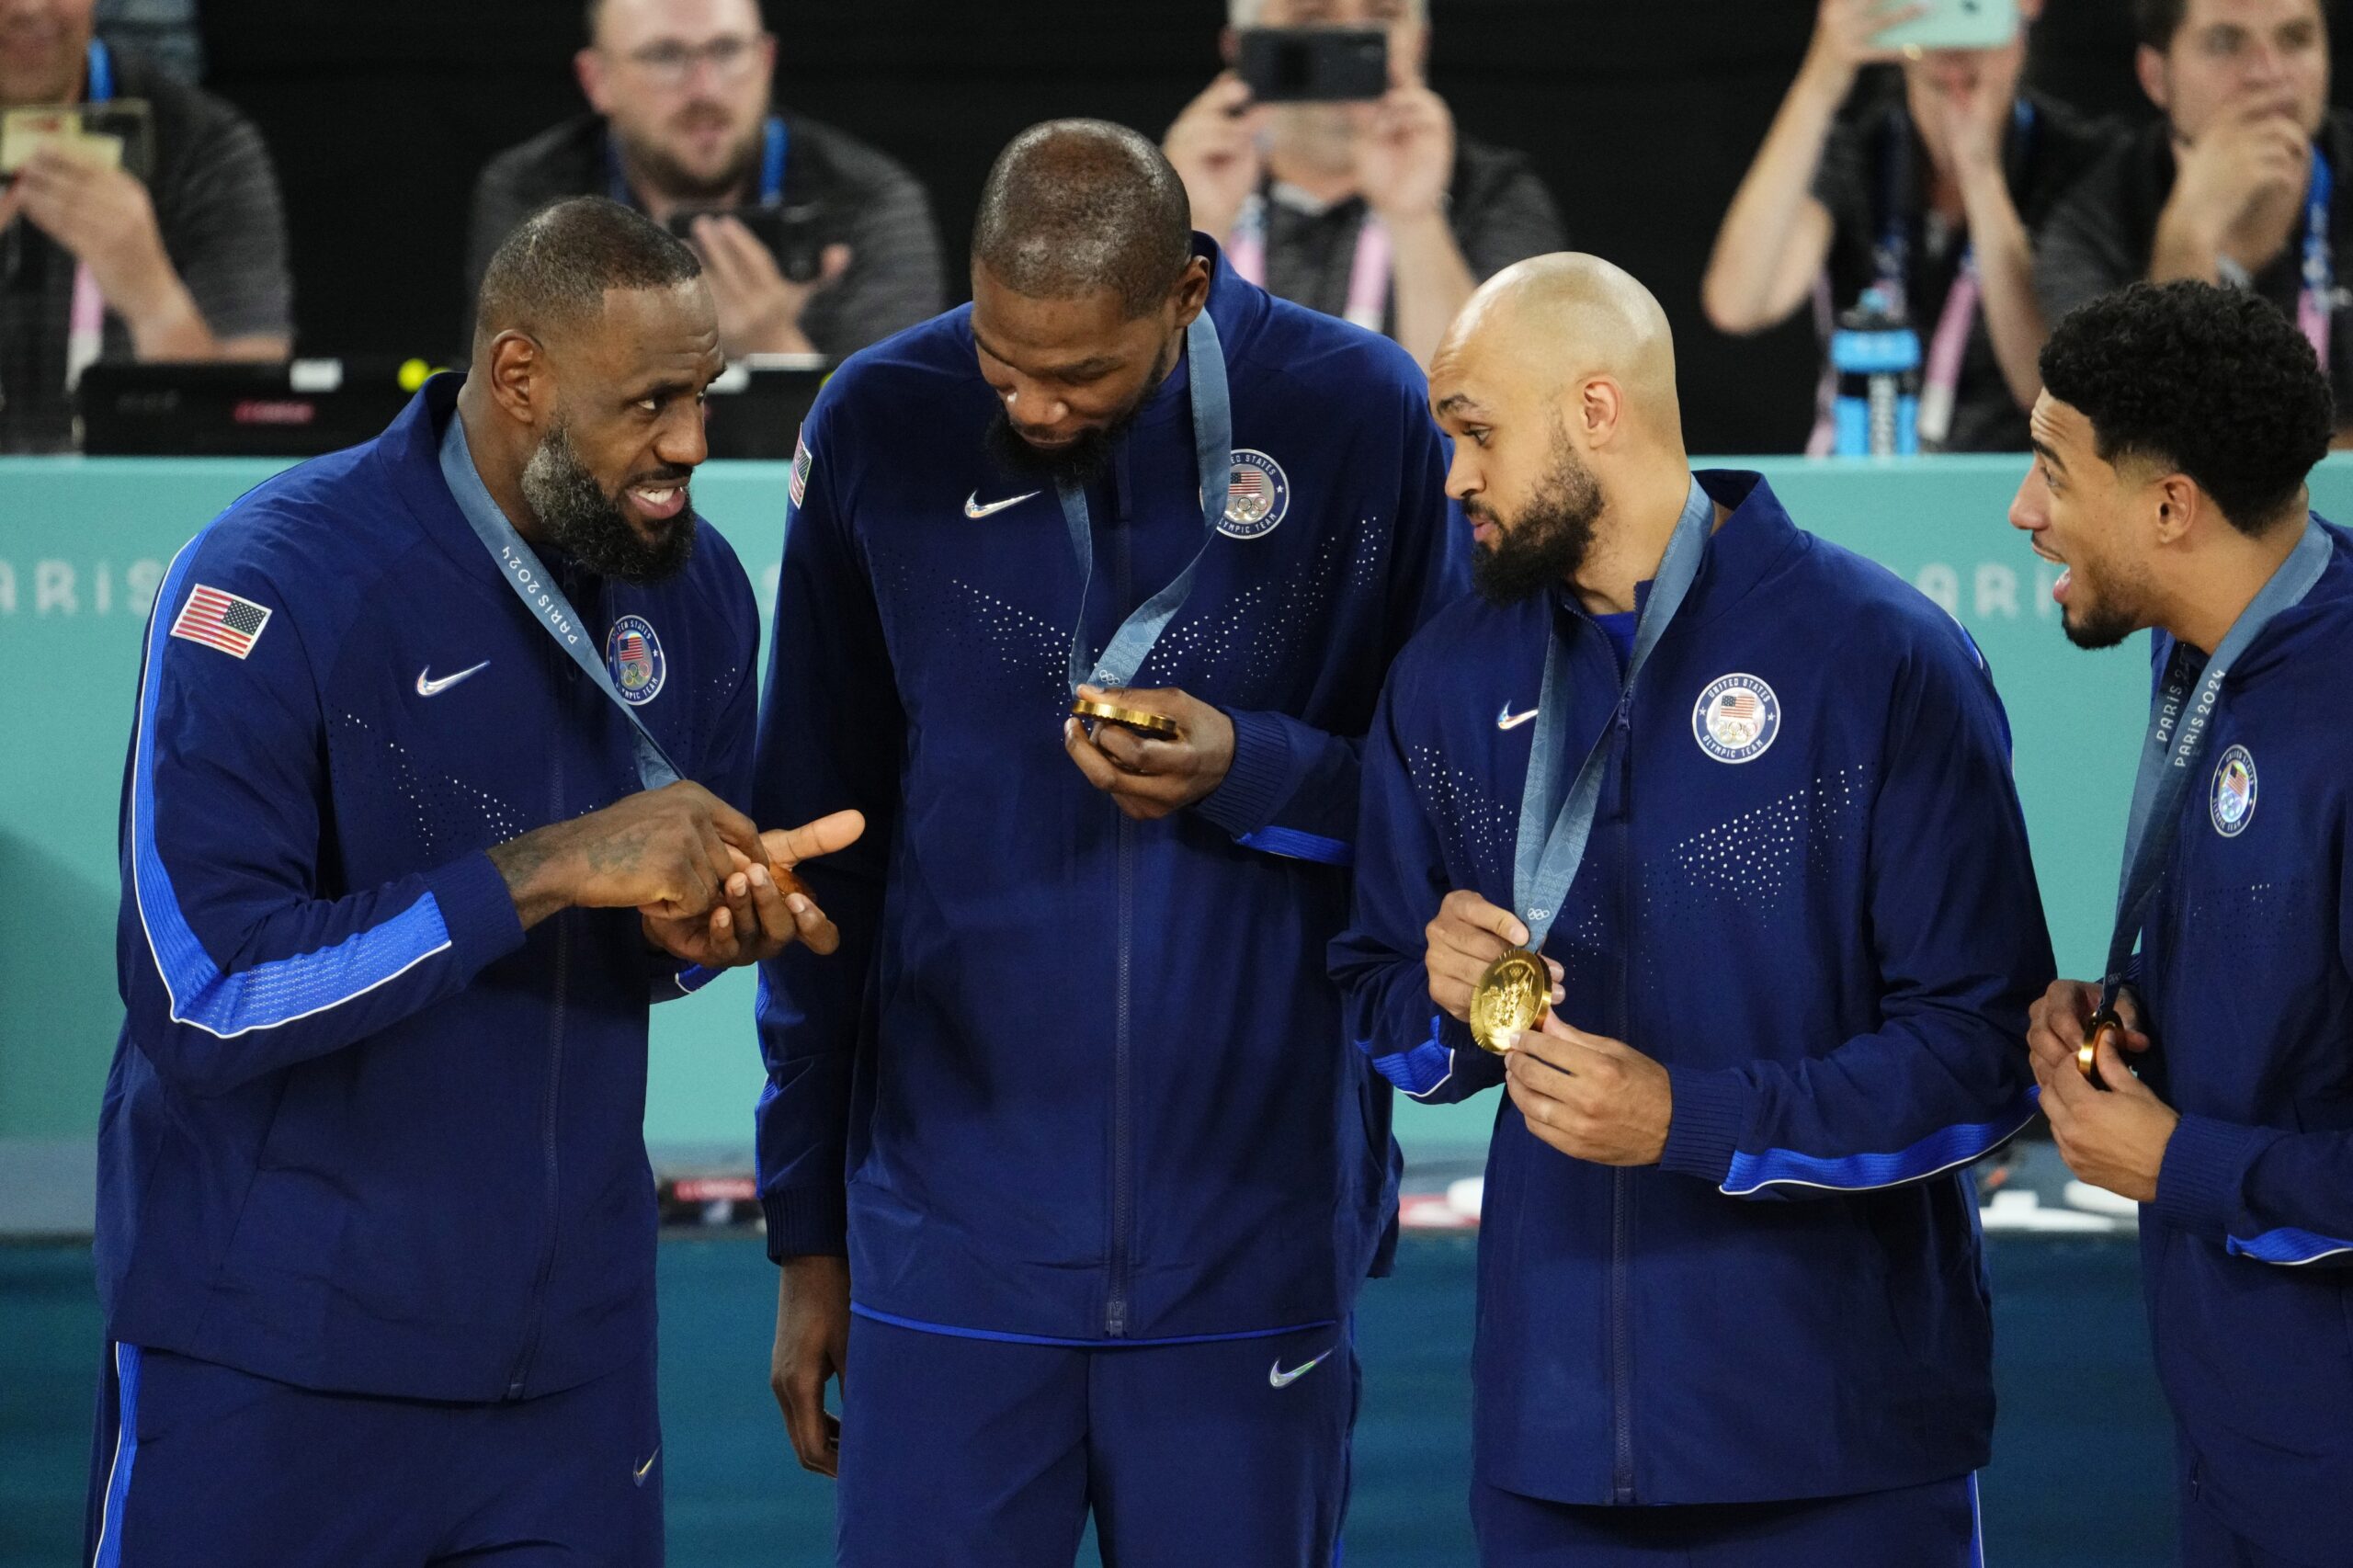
[11, 454, 2345, 1154]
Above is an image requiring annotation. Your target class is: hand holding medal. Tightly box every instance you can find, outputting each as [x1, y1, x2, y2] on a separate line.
[1063, 684, 1238, 822]
[1424, 892, 1566, 1054]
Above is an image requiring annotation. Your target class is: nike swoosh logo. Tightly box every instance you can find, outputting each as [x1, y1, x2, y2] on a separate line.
[965, 489, 1041, 518]
[1496, 704, 1540, 731]
[633, 1448, 659, 1484]
[1269, 1346, 1337, 1389]
[415, 661, 491, 698]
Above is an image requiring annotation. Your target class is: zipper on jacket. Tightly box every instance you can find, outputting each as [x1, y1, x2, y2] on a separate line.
[1105, 468, 1137, 1339]
[506, 618, 577, 1398]
[1608, 692, 1637, 1503]
[1108, 812, 1136, 1337]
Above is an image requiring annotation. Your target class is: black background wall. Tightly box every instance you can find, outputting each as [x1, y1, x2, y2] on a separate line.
[191, 1, 2347, 453]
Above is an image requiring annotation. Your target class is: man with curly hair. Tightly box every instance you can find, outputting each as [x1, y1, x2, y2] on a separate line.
[2011, 278, 2353, 1568]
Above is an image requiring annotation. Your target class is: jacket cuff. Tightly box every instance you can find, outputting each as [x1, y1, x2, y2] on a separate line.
[2153, 1113, 2273, 1240]
[1196, 708, 1295, 837]
[762, 1183, 849, 1263]
[1658, 1066, 1753, 1186]
[426, 851, 527, 978]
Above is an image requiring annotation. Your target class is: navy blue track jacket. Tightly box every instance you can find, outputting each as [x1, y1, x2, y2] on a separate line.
[2133, 519, 2353, 1563]
[96, 377, 763, 1401]
[1332, 472, 2056, 1506]
[751, 239, 1467, 1342]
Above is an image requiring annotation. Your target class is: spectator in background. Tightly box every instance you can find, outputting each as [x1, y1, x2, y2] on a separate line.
[468, 0, 943, 362]
[1703, 0, 2112, 454]
[2037, 0, 2353, 432]
[0, 0, 290, 452]
[1161, 0, 1564, 369]
[94, 0, 199, 83]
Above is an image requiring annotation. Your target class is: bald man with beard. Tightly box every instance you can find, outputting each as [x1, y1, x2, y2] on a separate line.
[1331, 255, 2055, 1565]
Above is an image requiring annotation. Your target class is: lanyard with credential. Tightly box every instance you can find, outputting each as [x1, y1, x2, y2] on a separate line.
[1227, 187, 1391, 332]
[437, 414, 683, 790]
[606, 115, 787, 207]
[2299, 148, 2336, 366]
[1058, 310, 1232, 697]
[63, 38, 114, 392]
[1468, 480, 1713, 1053]
[2081, 517, 2332, 1074]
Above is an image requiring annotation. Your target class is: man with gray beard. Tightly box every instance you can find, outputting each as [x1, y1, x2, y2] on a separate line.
[85, 196, 861, 1566]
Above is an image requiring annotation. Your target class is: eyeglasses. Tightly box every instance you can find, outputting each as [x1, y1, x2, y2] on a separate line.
[617, 33, 768, 87]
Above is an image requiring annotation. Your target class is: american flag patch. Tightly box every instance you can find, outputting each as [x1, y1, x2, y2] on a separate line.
[789, 428, 813, 508]
[170, 583, 272, 659]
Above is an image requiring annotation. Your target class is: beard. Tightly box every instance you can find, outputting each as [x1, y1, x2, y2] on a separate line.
[981, 335, 1176, 491]
[519, 416, 697, 586]
[2061, 594, 2138, 651]
[2056, 555, 2144, 651]
[615, 108, 763, 204]
[1472, 432, 1606, 606]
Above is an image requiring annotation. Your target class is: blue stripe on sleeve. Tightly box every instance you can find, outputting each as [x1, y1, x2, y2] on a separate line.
[1721, 1097, 2034, 1196]
[674, 964, 722, 995]
[1235, 825, 1355, 867]
[91, 1341, 141, 1568]
[2226, 1227, 2353, 1266]
[1366, 1014, 1456, 1100]
[130, 534, 454, 1040]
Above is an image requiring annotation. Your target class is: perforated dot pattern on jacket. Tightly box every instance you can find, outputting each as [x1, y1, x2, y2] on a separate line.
[336, 711, 528, 859]
[1142, 525, 1381, 705]
[1661, 765, 1872, 904]
[1406, 743, 1517, 893]
[2180, 880, 2306, 971]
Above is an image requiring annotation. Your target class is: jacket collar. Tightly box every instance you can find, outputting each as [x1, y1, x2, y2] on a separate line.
[1543, 469, 1802, 639]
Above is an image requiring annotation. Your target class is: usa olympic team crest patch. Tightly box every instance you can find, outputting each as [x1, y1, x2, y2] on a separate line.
[2210, 744, 2256, 837]
[1219, 449, 1290, 540]
[1692, 674, 1781, 765]
[606, 614, 666, 706]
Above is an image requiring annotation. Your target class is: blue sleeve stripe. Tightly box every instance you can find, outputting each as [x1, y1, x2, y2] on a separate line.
[1363, 1013, 1456, 1100]
[129, 533, 454, 1040]
[1721, 1098, 2034, 1197]
[1235, 825, 1354, 867]
[90, 1342, 141, 1568]
[674, 964, 721, 995]
[2226, 1227, 2353, 1266]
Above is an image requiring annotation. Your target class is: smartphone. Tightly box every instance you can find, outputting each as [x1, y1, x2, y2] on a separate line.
[1872, 0, 2020, 52]
[1235, 28, 1390, 104]
[666, 202, 827, 284]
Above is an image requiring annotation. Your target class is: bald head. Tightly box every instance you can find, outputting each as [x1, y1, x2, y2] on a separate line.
[972, 119, 1193, 317]
[1429, 255, 1698, 610]
[1435, 253, 1682, 441]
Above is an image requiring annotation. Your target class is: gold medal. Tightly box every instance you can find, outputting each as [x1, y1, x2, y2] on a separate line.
[1469, 948, 1550, 1055]
[1070, 697, 1180, 740]
[2079, 1007, 2120, 1086]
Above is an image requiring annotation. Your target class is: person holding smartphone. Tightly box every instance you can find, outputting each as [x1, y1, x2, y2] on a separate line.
[1702, 0, 2114, 453]
[1161, 0, 1564, 370]
[465, 0, 944, 362]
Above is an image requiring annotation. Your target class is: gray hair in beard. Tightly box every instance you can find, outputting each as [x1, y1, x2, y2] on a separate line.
[519, 415, 697, 585]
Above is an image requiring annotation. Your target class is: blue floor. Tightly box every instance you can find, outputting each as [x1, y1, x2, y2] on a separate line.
[1, 1234, 2174, 1566]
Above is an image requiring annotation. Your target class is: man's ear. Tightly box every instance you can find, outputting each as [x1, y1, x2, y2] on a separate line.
[575, 47, 612, 116]
[485, 331, 551, 429]
[2150, 472, 2202, 546]
[2135, 44, 2172, 119]
[1573, 375, 1625, 450]
[1172, 255, 1214, 327]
